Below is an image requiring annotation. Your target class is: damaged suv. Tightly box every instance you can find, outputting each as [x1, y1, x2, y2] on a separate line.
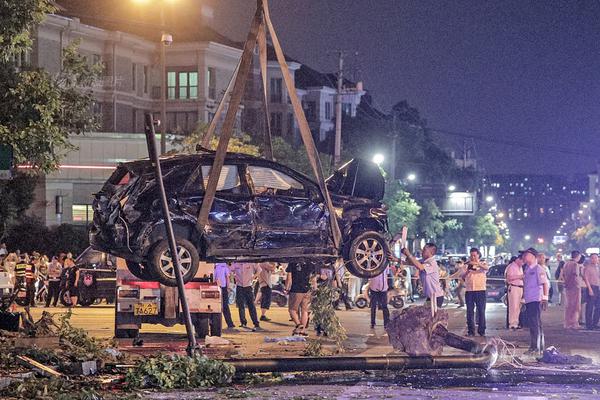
[90, 152, 389, 286]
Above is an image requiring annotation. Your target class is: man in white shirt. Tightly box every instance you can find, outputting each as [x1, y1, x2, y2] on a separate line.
[214, 263, 235, 329]
[231, 262, 261, 331]
[504, 255, 524, 329]
[368, 266, 391, 329]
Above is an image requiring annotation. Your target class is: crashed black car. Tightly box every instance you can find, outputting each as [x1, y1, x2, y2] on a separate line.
[90, 152, 389, 286]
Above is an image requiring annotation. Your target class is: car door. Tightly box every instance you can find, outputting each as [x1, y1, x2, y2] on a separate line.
[178, 162, 255, 257]
[247, 164, 328, 254]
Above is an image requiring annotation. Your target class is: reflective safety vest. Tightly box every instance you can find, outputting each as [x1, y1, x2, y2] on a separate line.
[25, 264, 35, 280]
[14, 263, 28, 278]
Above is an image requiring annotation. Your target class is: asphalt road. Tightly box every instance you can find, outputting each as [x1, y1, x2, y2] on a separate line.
[18, 299, 600, 399]
[22, 298, 600, 361]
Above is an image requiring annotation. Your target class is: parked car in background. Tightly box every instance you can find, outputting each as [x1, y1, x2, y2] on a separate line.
[91, 152, 389, 286]
[486, 264, 507, 302]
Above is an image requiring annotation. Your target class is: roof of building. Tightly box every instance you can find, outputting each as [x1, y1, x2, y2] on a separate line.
[295, 64, 337, 89]
[55, 0, 241, 49]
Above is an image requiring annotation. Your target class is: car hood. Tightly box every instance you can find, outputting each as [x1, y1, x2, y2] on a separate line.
[326, 158, 385, 202]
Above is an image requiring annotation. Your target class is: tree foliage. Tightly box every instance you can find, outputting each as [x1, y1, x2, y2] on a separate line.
[474, 213, 501, 247]
[0, 0, 52, 61]
[3, 217, 88, 256]
[383, 182, 420, 236]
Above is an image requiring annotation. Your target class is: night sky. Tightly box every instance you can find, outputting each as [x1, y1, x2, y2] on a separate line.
[210, 1, 600, 175]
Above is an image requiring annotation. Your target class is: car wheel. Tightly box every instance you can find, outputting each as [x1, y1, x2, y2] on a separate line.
[390, 296, 404, 309]
[193, 314, 210, 339]
[210, 313, 222, 337]
[355, 297, 368, 309]
[115, 328, 138, 338]
[59, 289, 73, 307]
[148, 239, 199, 287]
[78, 295, 96, 307]
[126, 261, 156, 281]
[345, 231, 389, 278]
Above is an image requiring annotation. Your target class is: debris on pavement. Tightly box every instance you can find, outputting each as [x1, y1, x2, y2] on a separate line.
[541, 346, 594, 365]
[386, 305, 449, 356]
[264, 336, 307, 343]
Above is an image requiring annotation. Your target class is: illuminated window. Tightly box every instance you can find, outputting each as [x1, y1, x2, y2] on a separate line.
[72, 205, 93, 224]
[167, 70, 198, 100]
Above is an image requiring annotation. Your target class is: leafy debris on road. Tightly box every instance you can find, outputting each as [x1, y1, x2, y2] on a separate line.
[124, 353, 235, 389]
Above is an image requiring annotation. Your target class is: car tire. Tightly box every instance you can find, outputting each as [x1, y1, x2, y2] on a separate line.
[345, 231, 389, 278]
[126, 261, 156, 281]
[355, 297, 368, 308]
[390, 296, 404, 309]
[78, 294, 96, 307]
[193, 314, 210, 339]
[59, 289, 73, 307]
[148, 239, 199, 287]
[115, 328, 138, 338]
[210, 313, 222, 337]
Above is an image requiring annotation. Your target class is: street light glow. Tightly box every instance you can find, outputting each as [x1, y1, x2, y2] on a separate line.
[485, 195, 494, 203]
[372, 153, 384, 165]
[407, 173, 416, 181]
[448, 184, 456, 191]
[496, 212, 504, 218]
[524, 234, 531, 241]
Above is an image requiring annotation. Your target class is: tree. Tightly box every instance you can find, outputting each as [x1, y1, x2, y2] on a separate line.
[473, 213, 501, 247]
[383, 182, 420, 236]
[0, 0, 101, 238]
[271, 137, 333, 178]
[412, 199, 462, 246]
[172, 122, 260, 156]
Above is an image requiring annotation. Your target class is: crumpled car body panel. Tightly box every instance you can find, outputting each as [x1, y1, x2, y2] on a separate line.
[90, 153, 387, 265]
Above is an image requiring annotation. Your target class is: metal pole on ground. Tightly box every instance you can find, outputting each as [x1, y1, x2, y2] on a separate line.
[144, 112, 198, 356]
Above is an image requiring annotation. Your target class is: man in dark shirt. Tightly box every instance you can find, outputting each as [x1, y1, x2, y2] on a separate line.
[285, 262, 314, 336]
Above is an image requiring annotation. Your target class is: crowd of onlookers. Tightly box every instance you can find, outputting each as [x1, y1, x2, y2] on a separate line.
[3, 239, 599, 353]
[0, 243, 80, 307]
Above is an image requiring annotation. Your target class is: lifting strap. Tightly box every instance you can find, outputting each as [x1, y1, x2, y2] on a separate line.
[262, 0, 342, 249]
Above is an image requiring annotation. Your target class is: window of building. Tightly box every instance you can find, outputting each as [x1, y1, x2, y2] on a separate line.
[270, 112, 282, 136]
[270, 78, 282, 103]
[131, 63, 136, 91]
[342, 103, 351, 115]
[304, 101, 316, 121]
[132, 109, 137, 132]
[92, 54, 102, 65]
[167, 72, 177, 99]
[72, 205, 93, 224]
[167, 70, 198, 100]
[92, 101, 102, 116]
[12, 49, 31, 69]
[325, 102, 332, 120]
[207, 67, 216, 100]
[143, 65, 149, 94]
[287, 113, 294, 136]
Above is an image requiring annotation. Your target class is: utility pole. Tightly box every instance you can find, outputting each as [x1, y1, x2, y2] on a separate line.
[159, 4, 168, 154]
[333, 50, 344, 167]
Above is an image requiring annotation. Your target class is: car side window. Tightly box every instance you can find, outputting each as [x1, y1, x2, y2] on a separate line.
[201, 165, 244, 194]
[247, 166, 306, 197]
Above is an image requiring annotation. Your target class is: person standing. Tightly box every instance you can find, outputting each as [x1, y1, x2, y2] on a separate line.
[24, 255, 37, 307]
[231, 262, 261, 331]
[561, 250, 582, 329]
[257, 262, 276, 322]
[285, 262, 314, 336]
[45, 257, 62, 307]
[368, 265, 390, 329]
[582, 254, 600, 330]
[463, 248, 489, 336]
[449, 260, 466, 308]
[214, 263, 235, 330]
[554, 253, 565, 305]
[14, 255, 29, 301]
[398, 243, 444, 313]
[505, 255, 524, 329]
[63, 260, 79, 307]
[522, 247, 549, 355]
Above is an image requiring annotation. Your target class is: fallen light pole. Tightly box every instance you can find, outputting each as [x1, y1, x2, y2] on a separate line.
[144, 113, 198, 356]
[227, 351, 497, 374]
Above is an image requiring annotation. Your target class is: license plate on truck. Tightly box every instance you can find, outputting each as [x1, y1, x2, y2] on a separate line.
[134, 303, 158, 315]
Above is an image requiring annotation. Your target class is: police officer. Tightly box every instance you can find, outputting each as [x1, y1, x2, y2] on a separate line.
[25, 255, 37, 306]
